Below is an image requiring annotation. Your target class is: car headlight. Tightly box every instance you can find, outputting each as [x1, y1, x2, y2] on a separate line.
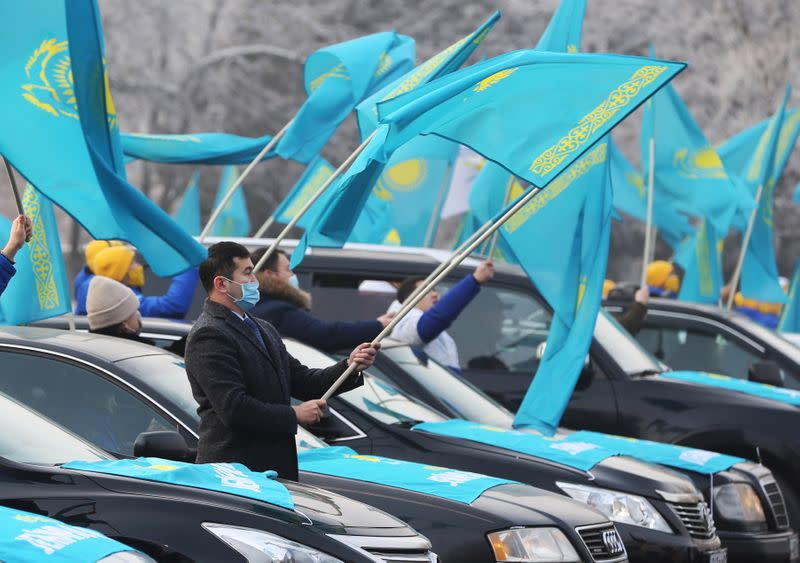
[488, 527, 580, 562]
[714, 483, 766, 523]
[556, 482, 672, 533]
[203, 523, 343, 563]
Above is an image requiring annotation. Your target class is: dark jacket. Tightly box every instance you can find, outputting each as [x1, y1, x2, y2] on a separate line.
[184, 300, 361, 479]
[0, 254, 15, 297]
[615, 302, 648, 335]
[251, 290, 382, 353]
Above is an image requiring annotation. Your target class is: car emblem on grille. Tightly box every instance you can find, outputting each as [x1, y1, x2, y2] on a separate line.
[601, 529, 625, 555]
[699, 502, 714, 531]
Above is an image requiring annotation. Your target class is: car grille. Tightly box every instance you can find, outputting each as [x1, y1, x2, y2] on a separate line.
[576, 523, 627, 562]
[760, 475, 790, 530]
[327, 534, 436, 562]
[669, 501, 716, 540]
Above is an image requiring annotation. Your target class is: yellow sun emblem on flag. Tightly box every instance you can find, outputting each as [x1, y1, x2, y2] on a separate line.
[373, 158, 427, 201]
[672, 147, 727, 179]
[21, 38, 118, 128]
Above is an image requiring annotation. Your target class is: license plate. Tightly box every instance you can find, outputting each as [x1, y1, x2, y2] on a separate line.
[707, 549, 727, 563]
[790, 533, 799, 561]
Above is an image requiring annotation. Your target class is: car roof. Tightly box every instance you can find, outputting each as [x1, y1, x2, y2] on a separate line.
[201, 236, 527, 279]
[0, 325, 172, 363]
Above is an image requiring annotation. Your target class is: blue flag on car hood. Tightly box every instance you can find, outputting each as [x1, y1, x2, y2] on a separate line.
[63, 457, 294, 510]
[299, 446, 516, 504]
[0, 506, 142, 562]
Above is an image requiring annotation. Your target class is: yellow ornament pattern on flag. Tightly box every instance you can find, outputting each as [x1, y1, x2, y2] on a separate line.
[23, 186, 61, 312]
[530, 66, 667, 176]
[473, 68, 518, 93]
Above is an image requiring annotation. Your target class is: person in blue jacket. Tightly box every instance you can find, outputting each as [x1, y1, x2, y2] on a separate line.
[75, 245, 198, 319]
[0, 214, 32, 297]
[390, 260, 495, 373]
[250, 247, 395, 353]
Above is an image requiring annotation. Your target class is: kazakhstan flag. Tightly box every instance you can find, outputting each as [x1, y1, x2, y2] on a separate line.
[608, 137, 692, 249]
[291, 50, 684, 266]
[675, 218, 723, 305]
[275, 31, 415, 164]
[740, 86, 791, 304]
[535, 0, 587, 52]
[122, 132, 275, 165]
[0, 0, 206, 276]
[272, 156, 337, 230]
[0, 186, 71, 325]
[511, 142, 614, 434]
[173, 171, 202, 236]
[640, 81, 747, 233]
[211, 166, 251, 237]
[356, 12, 501, 138]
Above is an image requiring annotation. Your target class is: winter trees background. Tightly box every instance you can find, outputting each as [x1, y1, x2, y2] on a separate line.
[2, 0, 798, 282]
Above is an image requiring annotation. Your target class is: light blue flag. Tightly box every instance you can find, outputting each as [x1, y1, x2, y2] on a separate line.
[173, 171, 202, 236]
[740, 86, 791, 304]
[211, 166, 251, 237]
[535, 0, 587, 52]
[509, 142, 614, 434]
[356, 12, 501, 138]
[675, 218, 723, 304]
[0, 0, 206, 276]
[122, 132, 275, 165]
[640, 80, 747, 233]
[0, 186, 71, 325]
[272, 156, 337, 229]
[275, 32, 415, 164]
[608, 137, 693, 249]
[794, 182, 800, 204]
[292, 51, 685, 266]
[352, 134, 459, 247]
[348, 192, 395, 245]
[0, 506, 144, 562]
[716, 109, 800, 182]
[779, 261, 800, 333]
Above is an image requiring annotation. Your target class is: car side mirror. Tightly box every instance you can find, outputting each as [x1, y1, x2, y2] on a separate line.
[134, 431, 193, 462]
[748, 361, 783, 387]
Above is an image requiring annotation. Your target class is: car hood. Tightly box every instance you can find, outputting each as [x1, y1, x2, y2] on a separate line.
[474, 483, 610, 529]
[68, 468, 415, 536]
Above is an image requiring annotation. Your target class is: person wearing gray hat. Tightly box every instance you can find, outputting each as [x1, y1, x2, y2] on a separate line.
[86, 276, 148, 343]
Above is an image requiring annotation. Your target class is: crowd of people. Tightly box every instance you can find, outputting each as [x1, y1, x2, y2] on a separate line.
[0, 219, 794, 478]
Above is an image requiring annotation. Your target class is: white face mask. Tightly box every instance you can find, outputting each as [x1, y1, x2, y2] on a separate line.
[288, 274, 300, 288]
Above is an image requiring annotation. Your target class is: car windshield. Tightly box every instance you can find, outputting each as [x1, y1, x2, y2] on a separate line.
[728, 313, 800, 364]
[296, 427, 328, 451]
[284, 340, 447, 426]
[0, 392, 108, 465]
[115, 355, 200, 424]
[382, 345, 515, 427]
[594, 311, 666, 376]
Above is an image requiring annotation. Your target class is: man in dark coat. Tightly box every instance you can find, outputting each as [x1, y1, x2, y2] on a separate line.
[185, 242, 378, 480]
[250, 247, 394, 352]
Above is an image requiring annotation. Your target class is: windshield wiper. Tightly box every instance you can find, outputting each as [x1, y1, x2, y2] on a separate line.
[629, 369, 663, 378]
[391, 419, 426, 428]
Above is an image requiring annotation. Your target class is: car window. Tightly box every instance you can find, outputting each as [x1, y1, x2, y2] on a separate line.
[115, 355, 200, 424]
[443, 282, 551, 373]
[0, 392, 109, 465]
[638, 326, 766, 381]
[283, 339, 446, 426]
[382, 345, 515, 427]
[594, 312, 665, 376]
[0, 350, 177, 456]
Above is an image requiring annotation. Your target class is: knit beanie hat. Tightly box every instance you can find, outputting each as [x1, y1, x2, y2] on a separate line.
[84, 240, 123, 271]
[93, 246, 135, 282]
[87, 276, 140, 330]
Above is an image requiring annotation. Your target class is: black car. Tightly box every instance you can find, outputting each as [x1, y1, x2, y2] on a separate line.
[214, 239, 800, 531]
[32, 315, 724, 563]
[0, 388, 435, 562]
[604, 297, 800, 388]
[0, 326, 623, 563]
[359, 340, 798, 563]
